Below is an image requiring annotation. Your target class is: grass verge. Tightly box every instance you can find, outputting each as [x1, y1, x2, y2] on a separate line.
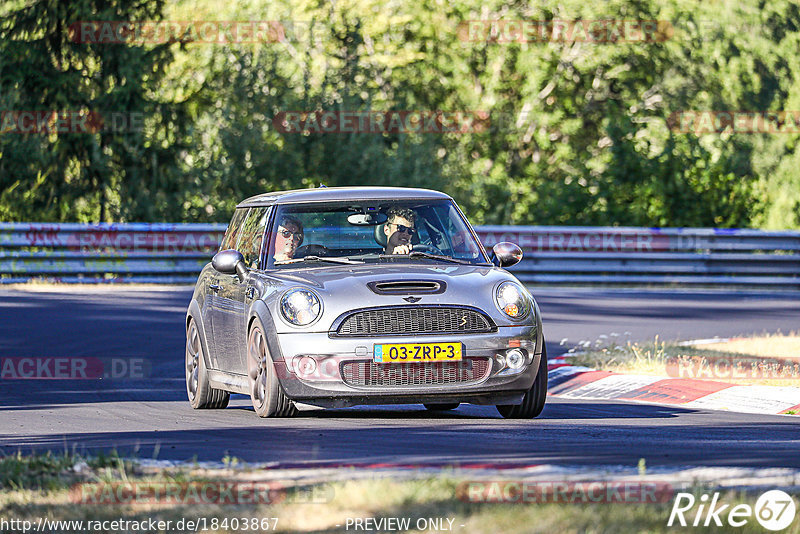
[1, 452, 798, 533]
[567, 333, 800, 387]
[704, 333, 800, 360]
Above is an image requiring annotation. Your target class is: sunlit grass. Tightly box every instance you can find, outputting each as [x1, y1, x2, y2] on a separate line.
[567, 333, 800, 387]
[1, 452, 795, 533]
[2, 455, 798, 534]
[701, 332, 800, 360]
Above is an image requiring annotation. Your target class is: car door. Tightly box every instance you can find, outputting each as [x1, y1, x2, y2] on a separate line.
[210, 207, 270, 375]
[212, 270, 248, 375]
[208, 207, 249, 371]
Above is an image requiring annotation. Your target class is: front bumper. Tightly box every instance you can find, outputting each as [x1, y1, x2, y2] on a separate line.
[272, 326, 541, 408]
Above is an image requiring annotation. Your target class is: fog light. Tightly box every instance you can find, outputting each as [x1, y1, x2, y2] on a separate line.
[506, 348, 526, 369]
[296, 356, 317, 376]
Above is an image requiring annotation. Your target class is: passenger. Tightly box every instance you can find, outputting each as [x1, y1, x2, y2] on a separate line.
[383, 207, 416, 255]
[272, 215, 304, 262]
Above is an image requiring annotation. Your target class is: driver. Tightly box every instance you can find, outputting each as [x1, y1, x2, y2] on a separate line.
[383, 207, 416, 255]
[272, 215, 304, 262]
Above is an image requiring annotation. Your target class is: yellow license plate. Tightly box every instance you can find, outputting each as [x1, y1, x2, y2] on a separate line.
[373, 342, 462, 363]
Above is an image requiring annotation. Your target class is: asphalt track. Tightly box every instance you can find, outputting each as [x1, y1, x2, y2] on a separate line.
[1, 286, 799, 469]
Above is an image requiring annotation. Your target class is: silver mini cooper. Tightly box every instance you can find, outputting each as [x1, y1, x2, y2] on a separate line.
[185, 187, 546, 418]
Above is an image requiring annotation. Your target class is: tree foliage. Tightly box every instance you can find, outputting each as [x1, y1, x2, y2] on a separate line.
[1, 0, 799, 228]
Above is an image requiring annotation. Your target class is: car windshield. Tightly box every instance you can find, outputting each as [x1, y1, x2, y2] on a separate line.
[265, 199, 490, 268]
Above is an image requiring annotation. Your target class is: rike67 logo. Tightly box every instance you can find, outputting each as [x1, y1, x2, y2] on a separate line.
[668, 490, 797, 531]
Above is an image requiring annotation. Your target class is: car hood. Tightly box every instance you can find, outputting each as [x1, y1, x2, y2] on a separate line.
[257, 262, 528, 332]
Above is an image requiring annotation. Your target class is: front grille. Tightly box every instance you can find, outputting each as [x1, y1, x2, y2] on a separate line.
[334, 306, 495, 337]
[340, 358, 490, 387]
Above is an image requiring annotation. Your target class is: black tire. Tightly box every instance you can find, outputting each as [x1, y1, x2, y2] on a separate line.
[186, 317, 229, 409]
[497, 341, 548, 419]
[247, 322, 297, 418]
[423, 403, 460, 411]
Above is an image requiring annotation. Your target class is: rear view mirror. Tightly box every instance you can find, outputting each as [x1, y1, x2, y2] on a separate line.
[347, 212, 387, 226]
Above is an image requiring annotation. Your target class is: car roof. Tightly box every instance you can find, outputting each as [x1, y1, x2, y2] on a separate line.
[237, 186, 452, 208]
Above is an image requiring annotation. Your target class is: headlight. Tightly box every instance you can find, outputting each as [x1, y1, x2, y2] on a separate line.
[495, 281, 530, 319]
[280, 288, 322, 326]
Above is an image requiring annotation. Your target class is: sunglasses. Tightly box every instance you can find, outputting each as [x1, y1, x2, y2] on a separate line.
[278, 229, 303, 240]
[391, 223, 415, 235]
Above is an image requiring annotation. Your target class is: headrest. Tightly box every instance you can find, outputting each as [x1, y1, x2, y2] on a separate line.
[374, 223, 388, 247]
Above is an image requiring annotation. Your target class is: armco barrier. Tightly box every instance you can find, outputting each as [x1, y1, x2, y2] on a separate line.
[0, 223, 225, 284]
[1, 223, 798, 287]
[477, 226, 800, 287]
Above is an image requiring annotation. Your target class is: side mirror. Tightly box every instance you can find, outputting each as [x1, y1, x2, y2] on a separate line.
[212, 249, 248, 281]
[491, 242, 523, 268]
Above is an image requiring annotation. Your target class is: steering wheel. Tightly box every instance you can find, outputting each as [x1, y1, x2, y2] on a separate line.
[411, 244, 444, 255]
[295, 244, 330, 258]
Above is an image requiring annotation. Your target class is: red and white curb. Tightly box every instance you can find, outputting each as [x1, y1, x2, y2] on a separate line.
[547, 356, 800, 415]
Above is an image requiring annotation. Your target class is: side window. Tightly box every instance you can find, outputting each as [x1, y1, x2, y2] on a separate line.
[236, 207, 270, 269]
[220, 208, 249, 251]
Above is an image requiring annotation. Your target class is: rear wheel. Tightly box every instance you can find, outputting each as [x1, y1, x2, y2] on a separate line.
[424, 403, 460, 411]
[496, 341, 548, 419]
[185, 318, 229, 409]
[247, 322, 296, 418]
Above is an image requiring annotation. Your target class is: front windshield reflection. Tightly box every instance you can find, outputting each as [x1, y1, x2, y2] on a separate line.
[264, 200, 489, 268]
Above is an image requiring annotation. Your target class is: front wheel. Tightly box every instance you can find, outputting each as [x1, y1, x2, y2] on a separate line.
[496, 341, 548, 419]
[247, 322, 297, 418]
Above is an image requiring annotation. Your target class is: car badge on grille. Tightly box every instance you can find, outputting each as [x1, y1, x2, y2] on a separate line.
[403, 296, 421, 303]
[459, 315, 467, 327]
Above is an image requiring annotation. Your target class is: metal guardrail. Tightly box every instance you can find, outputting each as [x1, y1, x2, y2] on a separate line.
[477, 226, 800, 287]
[1, 223, 798, 287]
[0, 223, 224, 284]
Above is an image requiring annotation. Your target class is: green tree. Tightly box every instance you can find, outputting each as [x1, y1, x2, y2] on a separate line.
[0, 0, 188, 222]
[2, 0, 799, 228]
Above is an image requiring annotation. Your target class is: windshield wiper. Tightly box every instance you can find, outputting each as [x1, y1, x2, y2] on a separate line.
[274, 255, 364, 265]
[408, 251, 472, 265]
[378, 250, 472, 265]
